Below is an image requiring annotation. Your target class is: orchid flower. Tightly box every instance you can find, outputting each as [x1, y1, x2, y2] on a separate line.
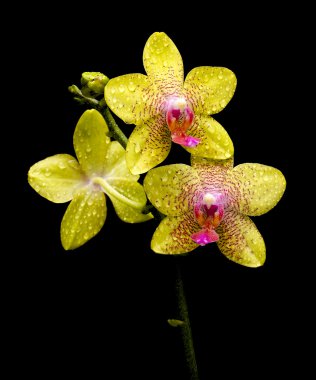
[143, 156, 286, 267]
[104, 32, 236, 174]
[28, 109, 152, 250]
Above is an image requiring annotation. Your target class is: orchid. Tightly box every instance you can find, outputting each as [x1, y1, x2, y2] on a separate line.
[144, 156, 286, 267]
[28, 109, 152, 250]
[104, 32, 236, 174]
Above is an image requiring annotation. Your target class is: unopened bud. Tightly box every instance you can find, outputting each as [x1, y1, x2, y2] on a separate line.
[81, 72, 109, 95]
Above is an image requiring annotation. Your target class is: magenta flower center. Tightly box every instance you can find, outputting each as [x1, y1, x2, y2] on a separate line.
[191, 193, 224, 246]
[165, 97, 200, 147]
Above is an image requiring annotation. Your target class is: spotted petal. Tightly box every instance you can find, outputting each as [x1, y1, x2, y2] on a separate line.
[28, 154, 85, 203]
[184, 115, 234, 159]
[184, 66, 237, 116]
[143, 32, 184, 89]
[151, 214, 199, 254]
[61, 189, 106, 250]
[144, 164, 201, 216]
[227, 164, 286, 216]
[73, 109, 110, 176]
[217, 210, 265, 267]
[126, 115, 171, 175]
[104, 74, 157, 124]
[191, 155, 233, 193]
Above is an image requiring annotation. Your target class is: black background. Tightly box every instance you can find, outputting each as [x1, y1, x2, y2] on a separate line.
[9, 4, 309, 379]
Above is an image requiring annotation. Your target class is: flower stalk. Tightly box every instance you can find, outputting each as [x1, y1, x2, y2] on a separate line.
[175, 260, 199, 380]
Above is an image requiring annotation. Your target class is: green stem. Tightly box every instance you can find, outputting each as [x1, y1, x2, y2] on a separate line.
[68, 84, 128, 149]
[102, 107, 128, 149]
[175, 260, 199, 380]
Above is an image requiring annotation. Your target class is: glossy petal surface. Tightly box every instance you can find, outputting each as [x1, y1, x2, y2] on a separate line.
[61, 189, 106, 250]
[217, 210, 266, 267]
[28, 154, 84, 203]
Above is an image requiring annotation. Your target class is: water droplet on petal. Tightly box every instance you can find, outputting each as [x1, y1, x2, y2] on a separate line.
[220, 99, 226, 107]
[86, 146, 91, 153]
[119, 84, 125, 93]
[155, 199, 161, 207]
[218, 74, 223, 80]
[128, 82, 136, 92]
[135, 142, 141, 153]
[58, 161, 66, 169]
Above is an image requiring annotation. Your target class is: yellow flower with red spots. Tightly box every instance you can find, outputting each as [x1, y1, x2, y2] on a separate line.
[104, 32, 236, 174]
[144, 156, 286, 267]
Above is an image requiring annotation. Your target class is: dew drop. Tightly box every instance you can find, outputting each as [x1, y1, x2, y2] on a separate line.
[135, 142, 141, 153]
[203, 74, 209, 83]
[155, 199, 161, 207]
[218, 73, 223, 80]
[86, 146, 92, 153]
[220, 99, 226, 107]
[128, 82, 136, 92]
[119, 84, 125, 93]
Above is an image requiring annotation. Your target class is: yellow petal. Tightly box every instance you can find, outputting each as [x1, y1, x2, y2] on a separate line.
[184, 66, 237, 115]
[28, 154, 85, 203]
[217, 211, 266, 267]
[104, 74, 158, 124]
[73, 109, 110, 176]
[184, 115, 234, 159]
[109, 194, 153, 223]
[151, 214, 198, 254]
[227, 164, 286, 216]
[143, 32, 184, 90]
[103, 141, 139, 181]
[191, 155, 234, 192]
[126, 116, 171, 175]
[61, 189, 106, 250]
[94, 177, 151, 223]
[144, 164, 201, 216]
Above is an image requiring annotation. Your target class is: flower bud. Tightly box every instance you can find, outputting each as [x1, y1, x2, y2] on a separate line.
[81, 72, 109, 95]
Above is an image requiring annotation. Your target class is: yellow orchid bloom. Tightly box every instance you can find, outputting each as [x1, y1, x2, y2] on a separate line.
[28, 109, 152, 250]
[104, 32, 236, 175]
[144, 156, 286, 267]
